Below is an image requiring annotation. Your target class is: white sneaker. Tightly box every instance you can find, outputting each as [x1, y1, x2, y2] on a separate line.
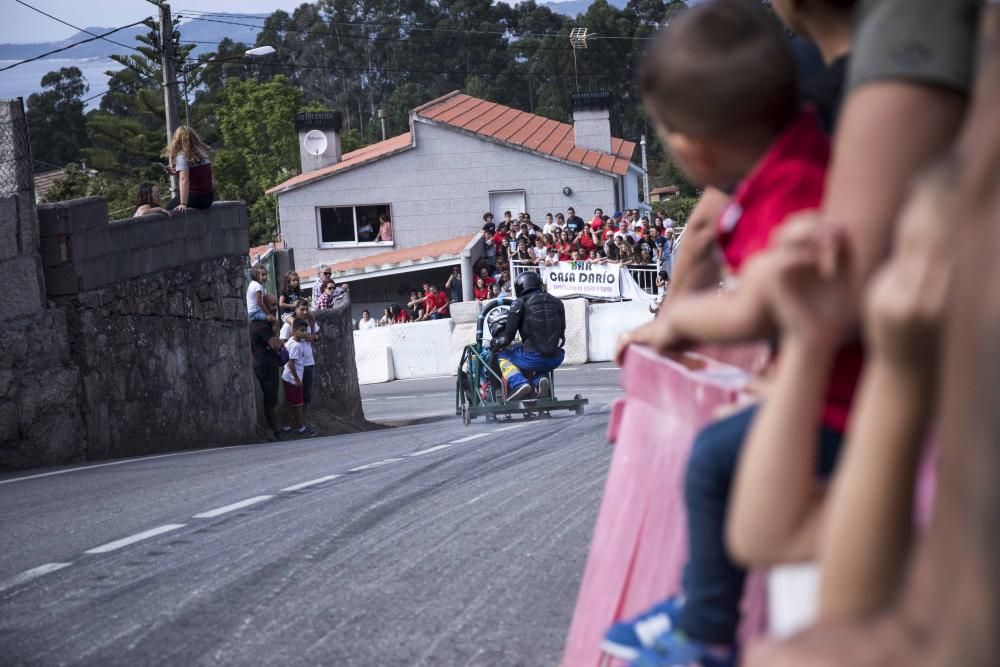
[507, 384, 535, 402]
[535, 377, 551, 398]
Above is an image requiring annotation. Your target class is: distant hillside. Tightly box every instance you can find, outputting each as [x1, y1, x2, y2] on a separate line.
[540, 0, 628, 17]
[0, 15, 265, 62]
[0, 3, 631, 63]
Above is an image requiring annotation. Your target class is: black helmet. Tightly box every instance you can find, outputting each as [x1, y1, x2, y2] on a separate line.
[486, 306, 508, 338]
[514, 270, 543, 297]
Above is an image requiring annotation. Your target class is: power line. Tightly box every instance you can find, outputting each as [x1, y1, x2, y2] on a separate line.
[12, 0, 148, 55]
[181, 56, 612, 80]
[0, 19, 150, 73]
[177, 11, 654, 44]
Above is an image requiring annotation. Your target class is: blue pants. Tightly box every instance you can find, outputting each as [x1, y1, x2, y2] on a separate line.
[497, 344, 565, 391]
[677, 405, 843, 644]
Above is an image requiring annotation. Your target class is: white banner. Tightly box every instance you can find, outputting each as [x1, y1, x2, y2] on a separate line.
[542, 261, 620, 300]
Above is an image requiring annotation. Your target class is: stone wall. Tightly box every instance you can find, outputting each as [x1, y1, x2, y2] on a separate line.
[0, 99, 85, 470]
[310, 297, 371, 431]
[37, 197, 257, 460]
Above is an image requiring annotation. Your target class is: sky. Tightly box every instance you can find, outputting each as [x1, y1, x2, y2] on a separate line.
[0, 0, 305, 44]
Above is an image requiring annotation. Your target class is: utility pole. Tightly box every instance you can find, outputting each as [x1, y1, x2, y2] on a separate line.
[157, 2, 181, 195]
[640, 135, 650, 206]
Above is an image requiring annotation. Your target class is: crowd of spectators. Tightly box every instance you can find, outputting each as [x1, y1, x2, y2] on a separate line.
[480, 208, 677, 272]
[603, 0, 998, 666]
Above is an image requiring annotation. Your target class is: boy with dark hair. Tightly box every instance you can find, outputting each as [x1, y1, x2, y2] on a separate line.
[606, 1, 860, 665]
[281, 318, 315, 437]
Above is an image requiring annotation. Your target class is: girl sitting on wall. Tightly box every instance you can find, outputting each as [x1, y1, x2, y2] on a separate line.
[162, 126, 214, 212]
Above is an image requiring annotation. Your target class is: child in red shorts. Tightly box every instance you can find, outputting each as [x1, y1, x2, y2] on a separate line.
[281, 319, 315, 437]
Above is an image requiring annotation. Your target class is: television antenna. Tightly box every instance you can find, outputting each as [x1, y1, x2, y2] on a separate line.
[568, 28, 591, 91]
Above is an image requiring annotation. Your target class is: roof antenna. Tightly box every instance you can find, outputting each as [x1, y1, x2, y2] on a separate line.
[569, 27, 590, 92]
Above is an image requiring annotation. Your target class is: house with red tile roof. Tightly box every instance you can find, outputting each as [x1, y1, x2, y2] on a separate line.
[267, 91, 644, 315]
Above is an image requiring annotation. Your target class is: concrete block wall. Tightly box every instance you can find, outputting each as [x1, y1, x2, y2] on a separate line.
[38, 197, 249, 296]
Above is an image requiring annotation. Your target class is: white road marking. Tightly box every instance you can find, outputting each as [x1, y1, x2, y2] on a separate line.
[0, 562, 73, 592]
[0, 442, 267, 486]
[407, 444, 453, 457]
[349, 458, 404, 472]
[449, 433, 490, 444]
[280, 475, 342, 492]
[193, 496, 273, 519]
[492, 424, 527, 433]
[382, 395, 418, 400]
[367, 412, 452, 421]
[85, 524, 186, 554]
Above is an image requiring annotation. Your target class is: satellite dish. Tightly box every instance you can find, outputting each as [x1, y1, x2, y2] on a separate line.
[303, 130, 328, 156]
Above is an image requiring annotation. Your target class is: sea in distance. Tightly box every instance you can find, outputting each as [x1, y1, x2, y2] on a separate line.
[0, 57, 123, 109]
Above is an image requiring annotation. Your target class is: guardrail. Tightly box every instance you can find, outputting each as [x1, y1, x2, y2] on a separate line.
[511, 261, 660, 297]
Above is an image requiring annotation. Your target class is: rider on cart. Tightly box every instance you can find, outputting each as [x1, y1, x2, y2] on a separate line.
[489, 272, 566, 402]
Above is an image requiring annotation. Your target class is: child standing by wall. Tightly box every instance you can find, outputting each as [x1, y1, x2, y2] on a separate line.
[281, 319, 316, 437]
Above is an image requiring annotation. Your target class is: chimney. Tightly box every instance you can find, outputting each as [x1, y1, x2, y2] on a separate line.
[295, 111, 343, 173]
[571, 91, 612, 155]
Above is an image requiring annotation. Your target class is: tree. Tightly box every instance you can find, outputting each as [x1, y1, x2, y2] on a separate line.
[213, 75, 326, 244]
[25, 67, 89, 168]
[43, 164, 149, 219]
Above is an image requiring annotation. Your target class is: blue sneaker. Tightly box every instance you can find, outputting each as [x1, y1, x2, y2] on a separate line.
[601, 596, 685, 662]
[631, 629, 736, 667]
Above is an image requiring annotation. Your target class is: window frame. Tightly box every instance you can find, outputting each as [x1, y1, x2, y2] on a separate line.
[316, 203, 394, 249]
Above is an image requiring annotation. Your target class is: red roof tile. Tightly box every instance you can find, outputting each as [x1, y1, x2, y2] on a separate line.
[417, 92, 635, 176]
[301, 235, 472, 281]
[268, 92, 637, 195]
[266, 132, 414, 194]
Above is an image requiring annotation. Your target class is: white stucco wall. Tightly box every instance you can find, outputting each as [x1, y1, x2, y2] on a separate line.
[278, 120, 626, 270]
[624, 164, 642, 211]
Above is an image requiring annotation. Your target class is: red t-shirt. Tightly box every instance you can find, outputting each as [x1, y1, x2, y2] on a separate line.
[591, 216, 603, 231]
[480, 275, 496, 286]
[578, 232, 596, 252]
[431, 291, 449, 315]
[716, 108, 861, 432]
[492, 232, 507, 248]
[556, 241, 572, 261]
[473, 286, 490, 300]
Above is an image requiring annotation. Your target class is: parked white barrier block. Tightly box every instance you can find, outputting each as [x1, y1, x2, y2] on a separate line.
[587, 302, 655, 362]
[450, 321, 477, 372]
[768, 563, 819, 639]
[562, 297, 589, 366]
[354, 329, 395, 384]
[450, 300, 482, 325]
[389, 319, 455, 379]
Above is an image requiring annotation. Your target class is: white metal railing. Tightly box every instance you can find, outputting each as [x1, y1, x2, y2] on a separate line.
[510, 261, 660, 297]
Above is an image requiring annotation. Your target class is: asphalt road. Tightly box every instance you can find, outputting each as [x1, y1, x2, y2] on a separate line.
[0, 364, 622, 666]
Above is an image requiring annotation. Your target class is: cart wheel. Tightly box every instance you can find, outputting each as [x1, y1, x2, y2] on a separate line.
[574, 394, 585, 416]
[462, 402, 471, 426]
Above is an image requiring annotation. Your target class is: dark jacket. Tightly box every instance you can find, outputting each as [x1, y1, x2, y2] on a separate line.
[496, 290, 566, 356]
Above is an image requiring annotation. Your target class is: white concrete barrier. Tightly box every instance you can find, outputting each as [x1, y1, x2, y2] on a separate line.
[587, 301, 655, 362]
[386, 319, 455, 379]
[450, 321, 477, 372]
[354, 328, 395, 385]
[563, 297, 589, 366]
[450, 300, 482, 325]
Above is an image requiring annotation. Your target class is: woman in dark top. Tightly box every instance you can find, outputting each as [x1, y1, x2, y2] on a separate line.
[162, 126, 214, 211]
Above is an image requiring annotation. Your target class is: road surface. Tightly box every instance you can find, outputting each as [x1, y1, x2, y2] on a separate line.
[0, 364, 622, 665]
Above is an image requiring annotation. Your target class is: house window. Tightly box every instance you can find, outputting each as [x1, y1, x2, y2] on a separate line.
[317, 204, 393, 248]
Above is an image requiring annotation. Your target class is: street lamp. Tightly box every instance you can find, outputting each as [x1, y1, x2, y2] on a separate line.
[179, 45, 276, 125]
